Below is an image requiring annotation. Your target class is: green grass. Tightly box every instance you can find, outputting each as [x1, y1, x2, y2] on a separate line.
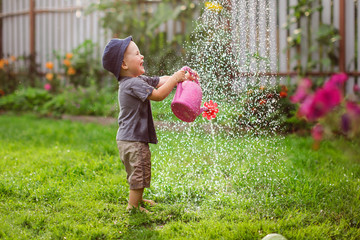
[0, 113, 359, 239]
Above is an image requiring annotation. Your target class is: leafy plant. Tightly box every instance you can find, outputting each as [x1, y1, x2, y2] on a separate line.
[0, 56, 39, 95]
[0, 57, 18, 94]
[284, 0, 341, 76]
[236, 84, 304, 134]
[43, 84, 118, 117]
[87, 0, 198, 76]
[0, 87, 52, 112]
[55, 40, 108, 88]
[0, 85, 118, 118]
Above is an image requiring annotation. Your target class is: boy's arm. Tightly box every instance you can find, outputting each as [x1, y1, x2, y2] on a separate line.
[157, 76, 171, 88]
[157, 71, 196, 88]
[148, 70, 185, 101]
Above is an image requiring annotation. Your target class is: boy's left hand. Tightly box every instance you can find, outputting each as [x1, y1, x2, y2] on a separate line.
[185, 70, 199, 82]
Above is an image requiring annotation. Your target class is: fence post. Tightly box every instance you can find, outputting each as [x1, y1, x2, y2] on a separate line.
[29, 0, 36, 86]
[0, 0, 2, 58]
[339, 0, 346, 73]
[30, 0, 35, 56]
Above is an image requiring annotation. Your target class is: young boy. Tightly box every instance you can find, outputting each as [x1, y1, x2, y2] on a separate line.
[102, 36, 186, 212]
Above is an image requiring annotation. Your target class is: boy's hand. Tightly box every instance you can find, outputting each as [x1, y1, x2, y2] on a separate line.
[172, 70, 186, 83]
[185, 70, 199, 82]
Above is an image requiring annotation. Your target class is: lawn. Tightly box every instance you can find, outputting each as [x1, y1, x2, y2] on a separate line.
[0, 113, 359, 239]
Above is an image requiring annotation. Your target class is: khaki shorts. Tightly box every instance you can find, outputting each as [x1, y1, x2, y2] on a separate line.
[117, 141, 151, 190]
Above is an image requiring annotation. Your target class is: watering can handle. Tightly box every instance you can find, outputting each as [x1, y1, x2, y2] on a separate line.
[181, 66, 199, 84]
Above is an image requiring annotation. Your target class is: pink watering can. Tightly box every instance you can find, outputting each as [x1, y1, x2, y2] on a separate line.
[171, 66, 219, 122]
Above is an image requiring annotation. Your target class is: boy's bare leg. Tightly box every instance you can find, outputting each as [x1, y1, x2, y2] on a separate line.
[127, 188, 147, 212]
[127, 188, 156, 212]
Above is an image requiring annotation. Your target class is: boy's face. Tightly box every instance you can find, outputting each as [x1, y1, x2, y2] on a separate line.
[122, 41, 145, 77]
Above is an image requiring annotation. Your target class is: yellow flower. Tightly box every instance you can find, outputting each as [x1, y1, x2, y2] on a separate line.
[0, 59, 4, 69]
[66, 53, 73, 59]
[46, 73, 54, 81]
[46, 61, 54, 70]
[260, 86, 265, 91]
[10, 56, 16, 62]
[67, 67, 76, 75]
[205, 2, 223, 12]
[63, 59, 71, 67]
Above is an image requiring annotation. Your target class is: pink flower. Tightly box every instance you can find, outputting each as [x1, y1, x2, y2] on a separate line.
[44, 83, 51, 91]
[290, 78, 312, 103]
[314, 86, 342, 110]
[297, 74, 344, 121]
[298, 94, 314, 117]
[298, 94, 329, 121]
[346, 101, 360, 117]
[324, 73, 348, 89]
[202, 100, 219, 120]
[311, 123, 323, 141]
[353, 85, 360, 93]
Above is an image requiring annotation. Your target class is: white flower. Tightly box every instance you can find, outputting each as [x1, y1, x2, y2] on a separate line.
[293, 28, 302, 35]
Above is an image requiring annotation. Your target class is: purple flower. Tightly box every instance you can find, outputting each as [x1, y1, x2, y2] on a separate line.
[341, 113, 351, 134]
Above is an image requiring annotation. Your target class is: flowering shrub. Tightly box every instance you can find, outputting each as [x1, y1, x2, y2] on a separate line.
[43, 61, 61, 93]
[0, 56, 18, 94]
[237, 84, 300, 134]
[291, 73, 360, 146]
[55, 40, 106, 88]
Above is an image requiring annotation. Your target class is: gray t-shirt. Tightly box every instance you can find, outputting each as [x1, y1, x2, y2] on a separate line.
[116, 75, 160, 144]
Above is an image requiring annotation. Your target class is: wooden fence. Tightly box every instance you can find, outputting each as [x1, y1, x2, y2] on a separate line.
[0, 0, 186, 73]
[1, 0, 359, 92]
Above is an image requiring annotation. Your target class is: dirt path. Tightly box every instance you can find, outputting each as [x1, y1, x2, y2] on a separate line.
[62, 115, 117, 126]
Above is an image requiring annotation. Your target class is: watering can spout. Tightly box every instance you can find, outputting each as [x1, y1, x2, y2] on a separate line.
[200, 106, 208, 113]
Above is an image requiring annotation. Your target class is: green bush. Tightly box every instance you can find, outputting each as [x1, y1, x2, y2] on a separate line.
[0, 86, 118, 118]
[235, 84, 310, 134]
[0, 88, 52, 112]
[44, 85, 118, 117]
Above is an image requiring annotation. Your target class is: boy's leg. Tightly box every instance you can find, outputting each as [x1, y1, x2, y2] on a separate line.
[127, 188, 144, 210]
[127, 188, 156, 212]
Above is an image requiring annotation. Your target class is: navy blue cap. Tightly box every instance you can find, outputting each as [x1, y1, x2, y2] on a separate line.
[102, 36, 132, 79]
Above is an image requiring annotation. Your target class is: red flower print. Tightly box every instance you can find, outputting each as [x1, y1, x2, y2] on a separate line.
[202, 100, 219, 120]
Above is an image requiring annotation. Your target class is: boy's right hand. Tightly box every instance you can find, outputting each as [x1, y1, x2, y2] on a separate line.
[172, 70, 186, 83]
